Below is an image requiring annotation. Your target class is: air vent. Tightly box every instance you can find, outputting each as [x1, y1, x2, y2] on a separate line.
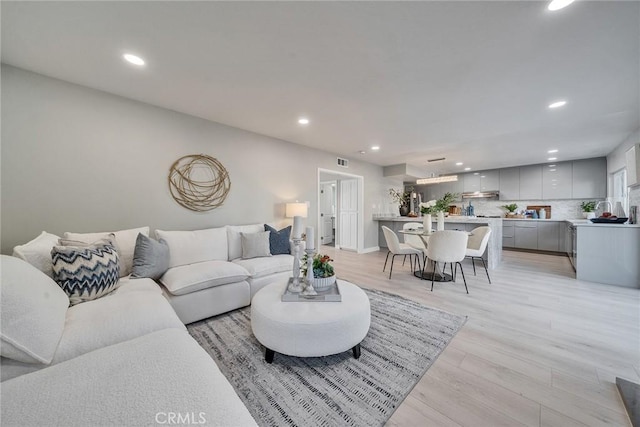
[427, 157, 446, 163]
[337, 157, 349, 168]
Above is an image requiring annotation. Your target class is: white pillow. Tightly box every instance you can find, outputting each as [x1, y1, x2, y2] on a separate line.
[226, 224, 264, 260]
[155, 227, 228, 268]
[63, 226, 149, 277]
[241, 231, 272, 259]
[0, 255, 69, 364]
[12, 231, 61, 278]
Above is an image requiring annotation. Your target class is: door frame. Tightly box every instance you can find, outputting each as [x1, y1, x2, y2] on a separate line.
[317, 168, 364, 253]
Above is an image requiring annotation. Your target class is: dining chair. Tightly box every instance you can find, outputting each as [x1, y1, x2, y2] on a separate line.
[465, 226, 492, 284]
[425, 230, 469, 293]
[402, 222, 427, 264]
[381, 226, 422, 279]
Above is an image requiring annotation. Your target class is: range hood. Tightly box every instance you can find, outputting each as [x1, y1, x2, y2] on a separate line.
[461, 191, 500, 199]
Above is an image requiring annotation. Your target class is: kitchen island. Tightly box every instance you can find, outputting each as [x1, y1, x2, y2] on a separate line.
[374, 216, 502, 269]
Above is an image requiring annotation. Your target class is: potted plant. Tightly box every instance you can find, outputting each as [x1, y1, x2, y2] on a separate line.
[580, 201, 597, 219]
[502, 203, 518, 217]
[420, 192, 458, 231]
[302, 253, 336, 290]
[389, 187, 413, 216]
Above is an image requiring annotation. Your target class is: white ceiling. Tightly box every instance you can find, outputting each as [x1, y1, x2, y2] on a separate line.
[2, 1, 638, 176]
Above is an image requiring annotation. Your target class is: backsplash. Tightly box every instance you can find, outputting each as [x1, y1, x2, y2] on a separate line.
[455, 199, 604, 220]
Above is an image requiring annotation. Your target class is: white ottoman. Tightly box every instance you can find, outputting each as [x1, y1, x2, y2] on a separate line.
[251, 279, 371, 363]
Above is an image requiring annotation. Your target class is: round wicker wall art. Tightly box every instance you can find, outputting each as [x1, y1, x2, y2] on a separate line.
[168, 154, 231, 212]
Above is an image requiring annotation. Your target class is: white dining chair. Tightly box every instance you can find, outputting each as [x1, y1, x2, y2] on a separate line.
[425, 230, 469, 293]
[465, 226, 492, 284]
[381, 226, 422, 279]
[402, 222, 428, 267]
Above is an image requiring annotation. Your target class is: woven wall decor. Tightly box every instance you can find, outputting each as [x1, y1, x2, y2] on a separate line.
[168, 154, 231, 212]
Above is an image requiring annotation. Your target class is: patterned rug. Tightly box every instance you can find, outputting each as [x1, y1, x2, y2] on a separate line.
[187, 288, 466, 427]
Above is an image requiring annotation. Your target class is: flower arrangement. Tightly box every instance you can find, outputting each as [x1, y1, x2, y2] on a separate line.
[420, 192, 458, 215]
[389, 187, 413, 207]
[302, 253, 335, 278]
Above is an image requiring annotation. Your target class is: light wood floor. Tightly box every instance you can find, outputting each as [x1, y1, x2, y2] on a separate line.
[320, 246, 639, 427]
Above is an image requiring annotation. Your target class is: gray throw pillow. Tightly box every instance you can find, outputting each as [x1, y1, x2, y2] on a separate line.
[131, 233, 170, 280]
[241, 231, 272, 259]
[264, 224, 291, 255]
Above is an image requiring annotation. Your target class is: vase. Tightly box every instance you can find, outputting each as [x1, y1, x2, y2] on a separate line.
[583, 212, 596, 219]
[437, 211, 445, 231]
[399, 206, 410, 216]
[313, 275, 336, 291]
[423, 214, 432, 233]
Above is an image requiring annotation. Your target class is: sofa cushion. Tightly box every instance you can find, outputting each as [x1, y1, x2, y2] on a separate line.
[232, 254, 293, 279]
[264, 224, 292, 255]
[156, 227, 227, 268]
[63, 226, 149, 277]
[0, 255, 69, 365]
[131, 233, 170, 280]
[227, 224, 264, 260]
[241, 231, 272, 259]
[160, 261, 250, 296]
[51, 236, 120, 306]
[12, 231, 61, 278]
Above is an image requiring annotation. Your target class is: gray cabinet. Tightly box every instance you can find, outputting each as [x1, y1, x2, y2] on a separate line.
[514, 222, 538, 249]
[538, 222, 561, 251]
[463, 173, 481, 193]
[503, 222, 515, 248]
[499, 168, 520, 200]
[519, 165, 543, 200]
[542, 162, 572, 200]
[572, 157, 606, 199]
[480, 170, 500, 191]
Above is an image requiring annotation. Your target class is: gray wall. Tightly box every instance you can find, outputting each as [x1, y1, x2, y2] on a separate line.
[1, 65, 399, 254]
[607, 128, 640, 207]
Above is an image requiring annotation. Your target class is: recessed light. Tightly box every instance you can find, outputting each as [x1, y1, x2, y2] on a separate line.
[464, 167, 471, 171]
[548, 149, 558, 153]
[548, 157, 557, 161]
[548, 164, 556, 167]
[359, 150, 366, 155]
[455, 162, 463, 166]
[123, 53, 145, 66]
[298, 118, 309, 125]
[548, 100, 567, 109]
[473, 173, 479, 176]
[548, 0, 575, 11]
[550, 169, 557, 172]
[371, 146, 380, 151]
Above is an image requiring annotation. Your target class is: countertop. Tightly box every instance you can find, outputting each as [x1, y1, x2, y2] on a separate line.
[374, 216, 502, 223]
[504, 217, 640, 228]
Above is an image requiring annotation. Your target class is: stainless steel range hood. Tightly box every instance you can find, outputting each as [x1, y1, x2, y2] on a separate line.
[461, 191, 500, 199]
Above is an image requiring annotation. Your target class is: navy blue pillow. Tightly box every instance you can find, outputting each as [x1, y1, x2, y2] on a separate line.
[264, 225, 291, 255]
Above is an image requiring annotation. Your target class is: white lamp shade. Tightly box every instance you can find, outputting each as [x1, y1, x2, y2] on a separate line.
[286, 202, 308, 218]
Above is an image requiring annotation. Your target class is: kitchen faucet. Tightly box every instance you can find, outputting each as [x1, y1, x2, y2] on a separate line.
[595, 200, 612, 213]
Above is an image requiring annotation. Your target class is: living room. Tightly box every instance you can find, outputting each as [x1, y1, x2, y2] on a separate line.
[1, 1, 639, 426]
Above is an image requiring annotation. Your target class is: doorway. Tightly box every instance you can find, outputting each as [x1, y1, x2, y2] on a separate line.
[317, 168, 364, 253]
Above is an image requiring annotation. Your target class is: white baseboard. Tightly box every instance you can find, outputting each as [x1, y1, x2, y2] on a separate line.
[360, 246, 380, 254]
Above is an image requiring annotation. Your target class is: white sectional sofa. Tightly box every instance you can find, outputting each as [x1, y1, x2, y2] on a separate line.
[0, 222, 295, 426]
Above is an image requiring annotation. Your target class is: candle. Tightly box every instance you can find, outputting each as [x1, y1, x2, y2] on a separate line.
[292, 216, 303, 239]
[306, 226, 315, 250]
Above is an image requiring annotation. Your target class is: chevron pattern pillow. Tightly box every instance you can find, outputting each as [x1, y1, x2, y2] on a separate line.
[51, 236, 120, 306]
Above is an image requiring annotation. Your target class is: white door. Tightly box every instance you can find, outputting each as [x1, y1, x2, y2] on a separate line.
[339, 179, 358, 251]
[320, 182, 334, 245]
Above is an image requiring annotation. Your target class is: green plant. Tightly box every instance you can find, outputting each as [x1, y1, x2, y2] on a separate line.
[302, 254, 335, 278]
[389, 187, 413, 207]
[420, 192, 458, 214]
[580, 201, 597, 212]
[502, 203, 518, 213]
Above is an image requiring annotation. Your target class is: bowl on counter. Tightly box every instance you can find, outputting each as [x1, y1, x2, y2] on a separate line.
[589, 217, 629, 224]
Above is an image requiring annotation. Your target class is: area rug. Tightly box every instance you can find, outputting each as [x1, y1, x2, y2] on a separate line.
[187, 288, 466, 427]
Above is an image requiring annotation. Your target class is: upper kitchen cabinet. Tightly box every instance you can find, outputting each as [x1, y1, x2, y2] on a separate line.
[499, 167, 520, 200]
[542, 162, 572, 199]
[519, 165, 543, 200]
[480, 170, 500, 191]
[463, 173, 481, 193]
[572, 157, 606, 199]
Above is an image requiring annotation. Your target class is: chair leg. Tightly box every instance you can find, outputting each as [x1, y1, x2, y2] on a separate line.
[409, 254, 413, 271]
[431, 259, 436, 291]
[383, 251, 391, 272]
[471, 256, 476, 275]
[456, 262, 469, 294]
[402, 254, 407, 266]
[450, 262, 455, 282]
[389, 254, 397, 279]
[421, 256, 428, 280]
[415, 254, 422, 274]
[479, 256, 491, 284]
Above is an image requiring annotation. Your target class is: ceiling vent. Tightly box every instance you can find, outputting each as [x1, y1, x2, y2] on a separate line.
[337, 157, 349, 168]
[427, 157, 446, 163]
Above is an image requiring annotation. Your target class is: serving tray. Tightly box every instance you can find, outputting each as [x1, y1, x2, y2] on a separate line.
[589, 217, 629, 224]
[282, 278, 342, 302]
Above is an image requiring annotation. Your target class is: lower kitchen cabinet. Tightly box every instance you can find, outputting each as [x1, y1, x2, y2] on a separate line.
[506, 220, 565, 252]
[538, 222, 561, 251]
[514, 222, 538, 249]
[503, 223, 515, 248]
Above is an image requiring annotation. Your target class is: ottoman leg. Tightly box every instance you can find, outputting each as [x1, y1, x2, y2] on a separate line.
[265, 348, 275, 364]
[352, 344, 361, 359]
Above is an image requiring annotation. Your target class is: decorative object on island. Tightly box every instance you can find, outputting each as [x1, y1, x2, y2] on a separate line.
[302, 253, 336, 291]
[420, 192, 459, 231]
[502, 203, 518, 217]
[285, 202, 308, 293]
[437, 211, 445, 231]
[580, 200, 597, 219]
[389, 187, 413, 216]
[423, 214, 432, 233]
[168, 154, 231, 212]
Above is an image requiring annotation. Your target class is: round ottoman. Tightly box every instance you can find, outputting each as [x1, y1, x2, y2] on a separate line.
[251, 279, 371, 363]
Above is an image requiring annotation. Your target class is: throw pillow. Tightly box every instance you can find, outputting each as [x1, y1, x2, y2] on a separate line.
[12, 231, 61, 278]
[131, 233, 170, 280]
[0, 255, 70, 364]
[241, 231, 272, 259]
[264, 224, 292, 255]
[51, 236, 121, 306]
